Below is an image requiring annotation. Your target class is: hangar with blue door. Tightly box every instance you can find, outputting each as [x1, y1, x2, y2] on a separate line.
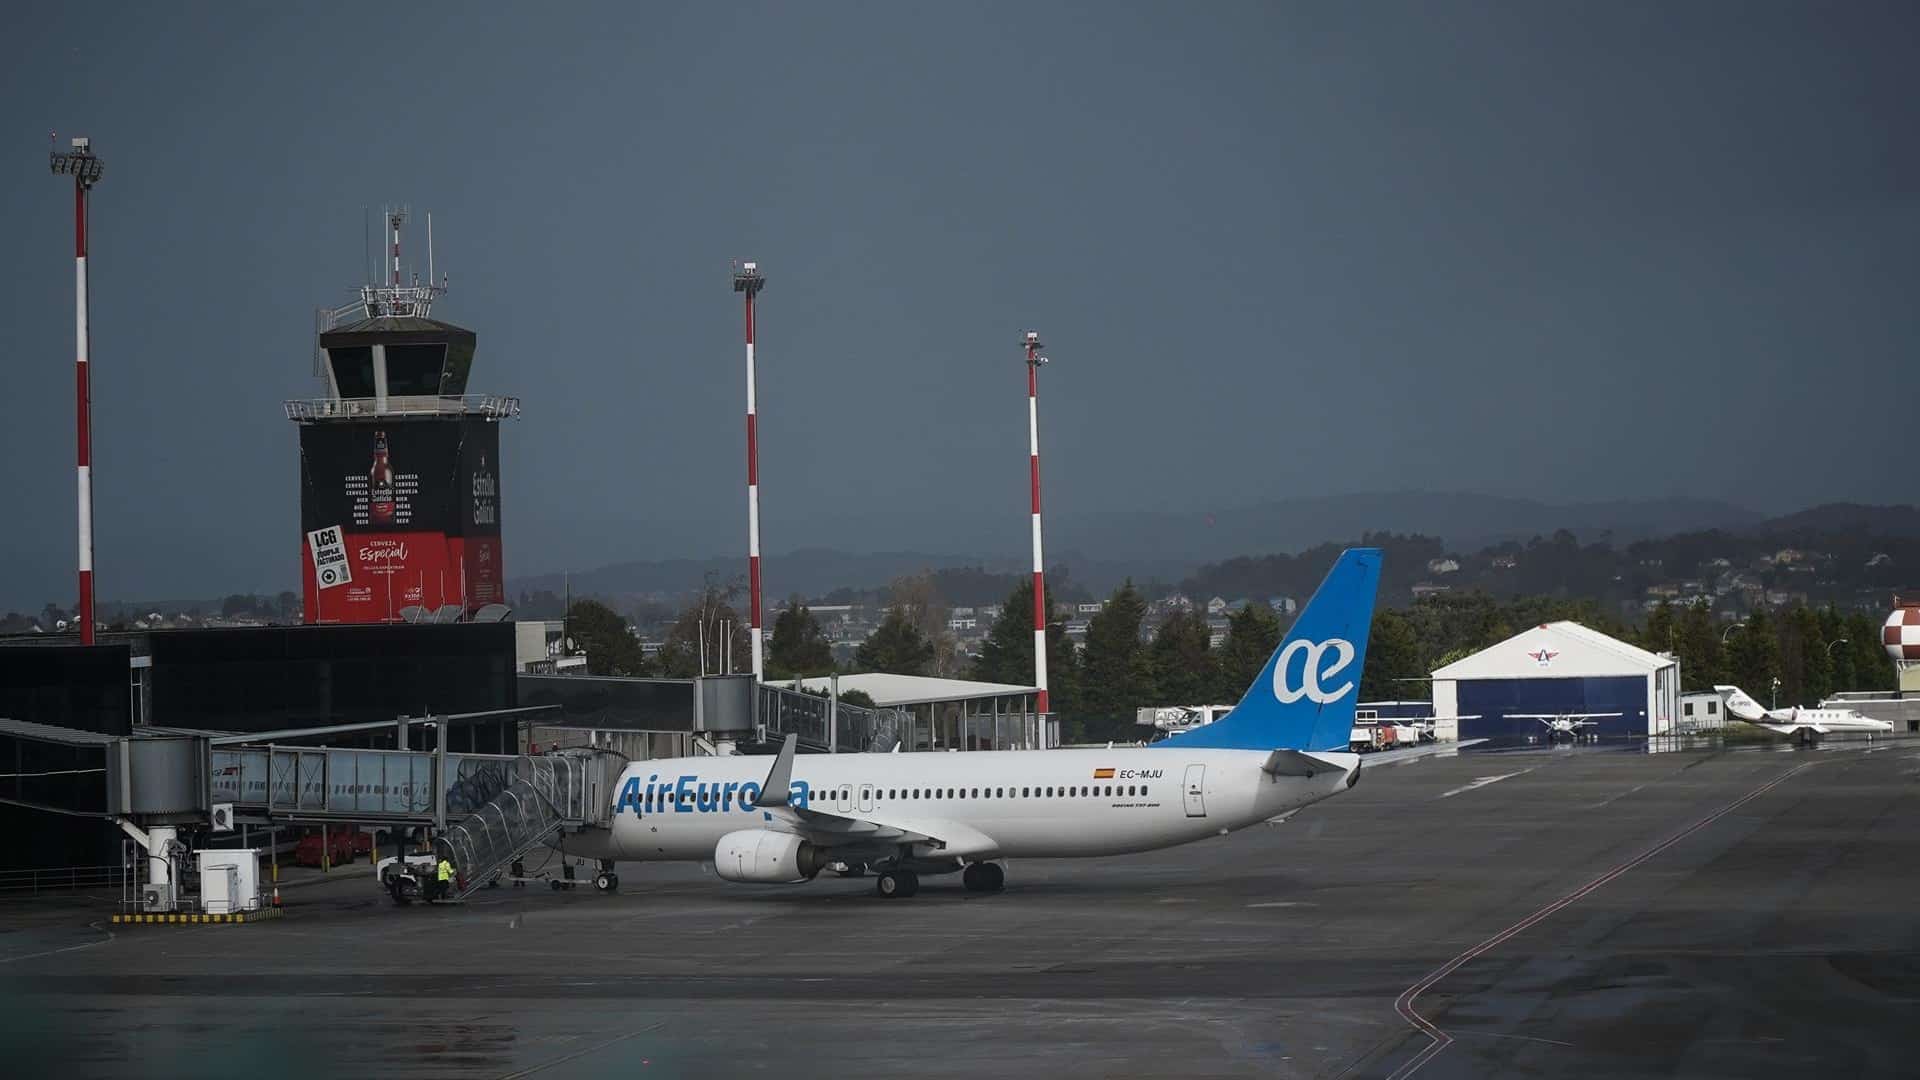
[1429, 621, 1679, 740]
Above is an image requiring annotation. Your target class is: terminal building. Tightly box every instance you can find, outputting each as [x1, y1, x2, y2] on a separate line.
[1431, 621, 1680, 739]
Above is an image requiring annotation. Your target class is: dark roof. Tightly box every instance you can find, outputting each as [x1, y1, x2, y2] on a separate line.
[320, 315, 476, 348]
[0, 717, 121, 746]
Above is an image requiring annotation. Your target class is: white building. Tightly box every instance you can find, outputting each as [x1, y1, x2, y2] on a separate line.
[514, 619, 586, 674]
[1677, 690, 1725, 731]
[794, 673, 1048, 750]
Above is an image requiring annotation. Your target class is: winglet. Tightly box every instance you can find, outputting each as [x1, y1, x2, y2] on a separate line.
[753, 734, 798, 808]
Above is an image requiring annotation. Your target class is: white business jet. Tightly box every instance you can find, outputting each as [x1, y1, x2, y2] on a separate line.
[1715, 685, 1892, 744]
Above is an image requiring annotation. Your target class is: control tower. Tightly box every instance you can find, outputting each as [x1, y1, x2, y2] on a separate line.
[286, 209, 518, 624]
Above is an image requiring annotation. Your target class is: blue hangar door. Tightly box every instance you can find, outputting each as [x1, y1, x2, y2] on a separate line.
[1457, 677, 1648, 739]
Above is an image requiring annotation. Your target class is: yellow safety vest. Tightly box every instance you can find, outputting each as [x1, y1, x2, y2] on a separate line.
[437, 860, 452, 882]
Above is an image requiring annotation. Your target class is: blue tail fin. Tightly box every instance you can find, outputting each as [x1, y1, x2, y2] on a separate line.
[1155, 548, 1382, 753]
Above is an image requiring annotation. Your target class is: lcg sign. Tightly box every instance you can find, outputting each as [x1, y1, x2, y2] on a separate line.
[1272, 638, 1357, 704]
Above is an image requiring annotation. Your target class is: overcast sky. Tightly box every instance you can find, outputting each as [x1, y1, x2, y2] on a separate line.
[3, 2, 1916, 609]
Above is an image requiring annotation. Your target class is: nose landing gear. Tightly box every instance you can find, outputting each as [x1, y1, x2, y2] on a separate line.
[593, 859, 620, 893]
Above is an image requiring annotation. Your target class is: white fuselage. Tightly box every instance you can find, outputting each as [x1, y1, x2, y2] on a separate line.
[573, 747, 1357, 865]
[1753, 707, 1892, 735]
[1716, 686, 1892, 735]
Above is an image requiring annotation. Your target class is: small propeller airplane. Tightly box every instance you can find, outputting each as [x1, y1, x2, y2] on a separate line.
[1511, 712, 1623, 740]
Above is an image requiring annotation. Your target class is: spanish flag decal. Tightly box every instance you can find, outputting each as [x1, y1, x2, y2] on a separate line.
[1093, 768, 1115, 779]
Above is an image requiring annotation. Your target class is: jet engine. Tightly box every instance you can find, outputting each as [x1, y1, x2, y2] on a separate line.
[713, 829, 829, 884]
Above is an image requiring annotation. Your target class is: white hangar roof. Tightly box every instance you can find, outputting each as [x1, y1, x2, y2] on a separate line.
[1431, 621, 1675, 681]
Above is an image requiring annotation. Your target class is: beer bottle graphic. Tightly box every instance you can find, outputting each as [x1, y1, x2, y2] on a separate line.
[368, 430, 396, 526]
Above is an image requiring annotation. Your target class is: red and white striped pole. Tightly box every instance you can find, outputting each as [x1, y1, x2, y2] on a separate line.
[52, 137, 103, 645]
[733, 262, 767, 681]
[1025, 331, 1049, 714]
[389, 208, 403, 286]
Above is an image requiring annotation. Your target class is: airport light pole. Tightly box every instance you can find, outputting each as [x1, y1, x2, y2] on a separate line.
[733, 261, 766, 682]
[1024, 331, 1050, 715]
[1825, 638, 1849, 658]
[51, 136, 104, 645]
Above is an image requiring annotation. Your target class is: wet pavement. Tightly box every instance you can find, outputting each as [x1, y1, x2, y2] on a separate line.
[3, 739, 1918, 1078]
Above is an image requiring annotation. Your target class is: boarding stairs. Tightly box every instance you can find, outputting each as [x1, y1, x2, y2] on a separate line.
[439, 749, 626, 900]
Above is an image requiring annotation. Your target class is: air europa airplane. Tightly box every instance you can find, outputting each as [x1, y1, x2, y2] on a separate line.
[566, 548, 1382, 899]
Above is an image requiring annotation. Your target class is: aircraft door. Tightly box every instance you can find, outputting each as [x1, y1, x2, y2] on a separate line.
[836, 785, 852, 813]
[1183, 764, 1207, 818]
[858, 784, 875, 813]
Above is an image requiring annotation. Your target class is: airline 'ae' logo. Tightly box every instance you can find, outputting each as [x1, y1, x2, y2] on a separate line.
[1271, 638, 1357, 704]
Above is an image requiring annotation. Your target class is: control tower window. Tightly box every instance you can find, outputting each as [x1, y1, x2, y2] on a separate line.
[386, 344, 449, 397]
[327, 347, 375, 398]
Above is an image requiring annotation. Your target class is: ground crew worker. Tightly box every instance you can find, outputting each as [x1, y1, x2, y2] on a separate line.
[435, 856, 454, 901]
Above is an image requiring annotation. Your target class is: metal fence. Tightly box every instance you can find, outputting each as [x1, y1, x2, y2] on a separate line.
[0, 864, 124, 895]
[283, 394, 521, 421]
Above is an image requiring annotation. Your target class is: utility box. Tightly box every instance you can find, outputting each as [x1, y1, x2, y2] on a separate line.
[197, 849, 263, 914]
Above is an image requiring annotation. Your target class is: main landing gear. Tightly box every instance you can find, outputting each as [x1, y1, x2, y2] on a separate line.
[961, 862, 1004, 894]
[875, 869, 919, 899]
[593, 859, 620, 893]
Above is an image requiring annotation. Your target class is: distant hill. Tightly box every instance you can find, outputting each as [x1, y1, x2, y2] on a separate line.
[509, 492, 1765, 606]
[512, 549, 1013, 605]
[1051, 492, 1762, 564]
[1754, 503, 1920, 538]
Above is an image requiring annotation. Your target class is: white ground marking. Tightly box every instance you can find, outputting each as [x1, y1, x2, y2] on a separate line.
[1437, 769, 1535, 799]
[0, 920, 115, 964]
[1584, 781, 1651, 810]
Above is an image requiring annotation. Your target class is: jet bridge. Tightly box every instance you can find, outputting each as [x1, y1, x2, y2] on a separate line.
[0, 709, 621, 913]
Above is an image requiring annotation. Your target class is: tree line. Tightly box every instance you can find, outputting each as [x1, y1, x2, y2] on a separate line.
[563, 572, 1899, 742]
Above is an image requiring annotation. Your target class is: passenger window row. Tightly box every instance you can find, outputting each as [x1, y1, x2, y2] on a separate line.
[642, 784, 1150, 810]
[858, 785, 1147, 800]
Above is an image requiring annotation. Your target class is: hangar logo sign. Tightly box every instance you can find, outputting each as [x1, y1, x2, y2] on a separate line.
[1527, 647, 1558, 668]
[306, 525, 352, 590]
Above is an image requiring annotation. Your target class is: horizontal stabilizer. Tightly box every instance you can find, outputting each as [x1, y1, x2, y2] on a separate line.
[1261, 749, 1344, 778]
